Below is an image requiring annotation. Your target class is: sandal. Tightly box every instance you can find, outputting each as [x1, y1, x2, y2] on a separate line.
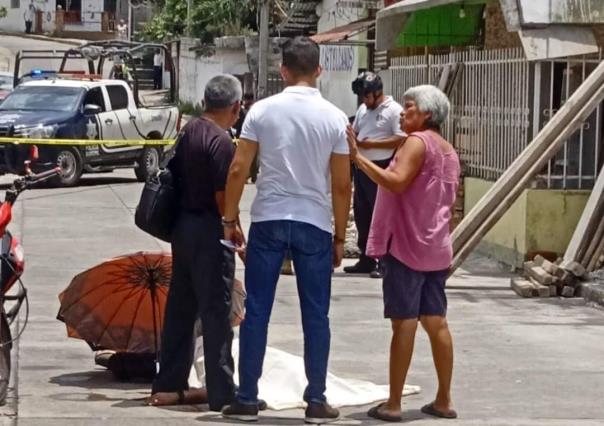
[367, 402, 402, 422]
[421, 402, 458, 419]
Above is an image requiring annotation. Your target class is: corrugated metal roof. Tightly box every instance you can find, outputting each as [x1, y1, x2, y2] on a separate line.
[310, 17, 375, 44]
[276, 0, 321, 36]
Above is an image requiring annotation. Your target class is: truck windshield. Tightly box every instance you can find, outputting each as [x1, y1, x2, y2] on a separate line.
[0, 86, 83, 112]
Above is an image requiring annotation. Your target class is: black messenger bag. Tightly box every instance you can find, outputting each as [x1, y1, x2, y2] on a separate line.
[134, 138, 181, 242]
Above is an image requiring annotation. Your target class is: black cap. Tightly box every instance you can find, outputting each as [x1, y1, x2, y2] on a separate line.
[352, 71, 383, 96]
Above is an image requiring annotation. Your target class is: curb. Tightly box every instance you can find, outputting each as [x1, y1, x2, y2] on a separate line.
[0, 31, 83, 46]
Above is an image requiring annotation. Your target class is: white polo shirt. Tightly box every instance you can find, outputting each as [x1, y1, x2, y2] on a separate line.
[153, 54, 162, 67]
[240, 86, 349, 234]
[352, 96, 405, 161]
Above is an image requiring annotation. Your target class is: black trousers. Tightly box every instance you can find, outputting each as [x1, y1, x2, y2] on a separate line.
[153, 66, 162, 89]
[25, 20, 32, 34]
[152, 211, 236, 411]
[353, 158, 391, 264]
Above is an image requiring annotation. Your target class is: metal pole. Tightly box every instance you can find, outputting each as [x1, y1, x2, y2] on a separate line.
[257, 0, 270, 100]
[127, 0, 132, 41]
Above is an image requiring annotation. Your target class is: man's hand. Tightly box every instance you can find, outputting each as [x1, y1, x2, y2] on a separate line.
[224, 224, 246, 262]
[333, 239, 344, 268]
[346, 125, 360, 162]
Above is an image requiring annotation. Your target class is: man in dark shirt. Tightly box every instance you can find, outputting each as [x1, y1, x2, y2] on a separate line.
[148, 75, 242, 411]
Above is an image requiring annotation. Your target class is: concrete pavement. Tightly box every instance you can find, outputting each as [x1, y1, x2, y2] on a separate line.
[0, 170, 602, 425]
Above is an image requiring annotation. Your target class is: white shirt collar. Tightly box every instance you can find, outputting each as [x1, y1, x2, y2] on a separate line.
[283, 86, 320, 95]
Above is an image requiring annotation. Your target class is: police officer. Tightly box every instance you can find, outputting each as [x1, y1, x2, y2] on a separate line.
[345, 71, 406, 278]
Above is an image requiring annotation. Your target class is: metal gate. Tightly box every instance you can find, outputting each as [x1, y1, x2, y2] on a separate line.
[389, 48, 604, 190]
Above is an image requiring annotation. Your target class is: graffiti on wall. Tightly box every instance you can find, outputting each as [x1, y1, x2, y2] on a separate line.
[320, 45, 355, 72]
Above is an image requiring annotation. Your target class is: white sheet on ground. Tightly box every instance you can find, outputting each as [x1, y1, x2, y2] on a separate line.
[188, 338, 421, 410]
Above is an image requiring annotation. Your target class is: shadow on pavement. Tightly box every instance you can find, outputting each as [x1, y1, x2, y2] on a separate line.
[0, 175, 138, 190]
[49, 370, 149, 391]
[347, 407, 426, 424]
[196, 414, 304, 425]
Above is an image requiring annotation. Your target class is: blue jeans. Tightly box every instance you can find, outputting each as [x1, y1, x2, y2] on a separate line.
[237, 220, 333, 405]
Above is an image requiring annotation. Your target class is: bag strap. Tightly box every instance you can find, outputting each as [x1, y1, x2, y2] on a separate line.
[160, 130, 185, 169]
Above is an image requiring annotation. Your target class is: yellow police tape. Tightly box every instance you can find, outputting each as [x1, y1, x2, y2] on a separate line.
[0, 137, 176, 146]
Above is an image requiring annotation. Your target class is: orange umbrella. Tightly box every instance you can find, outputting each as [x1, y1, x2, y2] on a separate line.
[57, 252, 171, 354]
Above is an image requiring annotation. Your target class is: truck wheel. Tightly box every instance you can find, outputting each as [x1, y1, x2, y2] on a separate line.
[134, 147, 160, 182]
[53, 148, 83, 187]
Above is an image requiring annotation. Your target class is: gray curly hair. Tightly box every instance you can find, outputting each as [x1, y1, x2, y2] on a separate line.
[204, 74, 242, 111]
[403, 85, 450, 129]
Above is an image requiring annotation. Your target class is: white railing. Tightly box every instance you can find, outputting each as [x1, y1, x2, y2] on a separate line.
[389, 48, 604, 190]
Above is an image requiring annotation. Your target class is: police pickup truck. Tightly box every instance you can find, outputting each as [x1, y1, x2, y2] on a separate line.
[0, 75, 180, 186]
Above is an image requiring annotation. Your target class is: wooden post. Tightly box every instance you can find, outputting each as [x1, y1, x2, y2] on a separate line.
[564, 165, 604, 262]
[450, 69, 604, 273]
[450, 60, 604, 254]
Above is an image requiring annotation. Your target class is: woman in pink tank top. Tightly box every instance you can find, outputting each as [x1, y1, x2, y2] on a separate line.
[346, 85, 460, 422]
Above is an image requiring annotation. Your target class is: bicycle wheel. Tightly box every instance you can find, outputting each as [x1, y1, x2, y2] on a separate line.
[0, 314, 11, 405]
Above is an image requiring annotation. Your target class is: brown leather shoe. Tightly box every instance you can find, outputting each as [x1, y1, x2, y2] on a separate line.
[304, 401, 340, 424]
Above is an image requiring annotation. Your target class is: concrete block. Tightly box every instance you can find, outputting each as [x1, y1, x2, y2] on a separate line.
[549, 285, 557, 297]
[560, 271, 576, 287]
[533, 255, 565, 278]
[528, 278, 551, 297]
[575, 284, 585, 298]
[560, 260, 587, 278]
[524, 263, 554, 285]
[561, 286, 575, 298]
[511, 278, 533, 298]
[580, 282, 604, 307]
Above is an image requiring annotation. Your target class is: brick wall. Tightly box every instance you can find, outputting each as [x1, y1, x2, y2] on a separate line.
[484, 2, 521, 50]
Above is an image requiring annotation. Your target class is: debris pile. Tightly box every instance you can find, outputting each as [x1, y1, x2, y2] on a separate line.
[511, 256, 589, 298]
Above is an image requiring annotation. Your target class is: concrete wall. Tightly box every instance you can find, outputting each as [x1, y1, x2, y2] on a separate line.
[178, 38, 249, 105]
[464, 177, 590, 267]
[316, 0, 368, 117]
[0, 0, 56, 33]
[318, 44, 362, 117]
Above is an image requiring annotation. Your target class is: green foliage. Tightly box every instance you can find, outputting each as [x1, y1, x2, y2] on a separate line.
[139, 0, 256, 43]
[0, 6, 8, 19]
[178, 101, 203, 117]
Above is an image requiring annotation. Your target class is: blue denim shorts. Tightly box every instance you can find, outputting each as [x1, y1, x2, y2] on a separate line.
[382, 254, 448, 319]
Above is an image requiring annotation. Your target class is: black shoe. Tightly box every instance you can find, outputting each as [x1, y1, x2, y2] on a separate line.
[305, 401, 340, 424]
[222, 401, 259, 422]
[369, 264, 384, 279]
[258, 399, 268, 411]
[343, 260, 374, 274]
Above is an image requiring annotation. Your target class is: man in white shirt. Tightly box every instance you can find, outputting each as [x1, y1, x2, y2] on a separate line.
[116, 19, 128, 41]
[24, 3, 35, 34]
[221, 36, 351, 424]
[345, 71, 406, 278]
[153, 49, 163, 90]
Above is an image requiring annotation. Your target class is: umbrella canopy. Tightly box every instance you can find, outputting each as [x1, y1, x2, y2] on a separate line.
[58, 252, 171, 354]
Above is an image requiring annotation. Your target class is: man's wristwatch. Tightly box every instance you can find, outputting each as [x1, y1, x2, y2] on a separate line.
[221, 217, 237, 228]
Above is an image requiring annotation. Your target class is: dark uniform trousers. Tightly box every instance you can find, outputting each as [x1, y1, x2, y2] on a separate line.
[152, 210, 236, 411]
[353, 158, 392, 264]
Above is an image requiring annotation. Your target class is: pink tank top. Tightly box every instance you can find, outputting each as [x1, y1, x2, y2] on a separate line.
[366, 130, 460, 272]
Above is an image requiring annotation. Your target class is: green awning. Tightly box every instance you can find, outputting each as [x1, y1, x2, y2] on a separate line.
[395, 3, 485, 47]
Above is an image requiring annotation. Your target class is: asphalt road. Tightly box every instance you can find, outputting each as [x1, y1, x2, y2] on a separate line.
[0, 169, 598, 425]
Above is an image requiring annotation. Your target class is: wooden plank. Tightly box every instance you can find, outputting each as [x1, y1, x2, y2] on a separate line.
[587, 232, 604, 273]
[452, 59, 604, 256]
[450, 81, 604, 273]
[564, 166, 604, 262]
[580, 214, 604, 268]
